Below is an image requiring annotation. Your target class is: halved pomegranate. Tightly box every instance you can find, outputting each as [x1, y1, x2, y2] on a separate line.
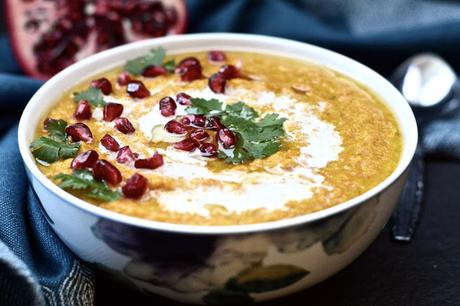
[6, 0, 187, 80]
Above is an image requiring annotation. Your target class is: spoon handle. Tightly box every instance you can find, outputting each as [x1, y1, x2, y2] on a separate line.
[391, 142, 424, 241]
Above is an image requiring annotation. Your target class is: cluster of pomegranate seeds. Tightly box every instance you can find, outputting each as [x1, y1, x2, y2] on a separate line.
[135, 152, 164, 169]
[218, 129, 236, 149]
[126, 80, 150, 98]
[65, 123, 93, 143]
[189, 129, 209, 142]
[181, 114, 206, 127]
[142, 66, 168, 77]
[116, 146, 136, 164]
[117, 72, 132, 86]
[176, 92, 191, 105]
[71, 150, 99, 170]
[114, 117, 135, 134]
[165, 120, 187, 134]
[103, 103, 124, 122]
[175, 57, 203, 82]
[208, 51, 226, 63]
[199, 143, 218, 157]
[93, 160, 122, 185]
[173, 138, 199, 152]
[74, 100, 92, 120]
[91, 78, 112, 95]
[208, 73, 227, 93]
[159, 96, 177, 116]
[100, 134, 120, 152]
[122, 173, 148, 199]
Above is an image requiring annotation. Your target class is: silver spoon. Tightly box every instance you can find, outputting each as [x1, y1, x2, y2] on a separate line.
[390, 53, 458, 242]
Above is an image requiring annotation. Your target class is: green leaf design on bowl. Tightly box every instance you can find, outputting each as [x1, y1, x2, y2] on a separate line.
[226, 264, 309, 293]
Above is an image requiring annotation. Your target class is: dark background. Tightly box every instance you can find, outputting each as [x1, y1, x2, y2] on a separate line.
[2, 1, 460, 305]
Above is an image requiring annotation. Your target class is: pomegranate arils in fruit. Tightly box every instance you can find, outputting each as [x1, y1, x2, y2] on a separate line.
[159, 96, 177, 117]
[134, 153, 164, 169]
[207, 116, 225, 130]
[93, 160, 122, 186]
[91, 77, 112, 95]
[219, 65, 240, 79]
[208, 73, 226, 93]
[116, 146, 136, 164]
[218, 129, 236, 149]
[200, 143, 218, 157]
[117, 72, 132, 86]
[74, 100, 92, 120]
[65, 123, 93, 143]
[208, 51, 226, 63]
[143, 66, 168, 77]
[114, 117, 135, 134]
[71, 150, 99, 170]
[190, 129, 209, 143]
[176, 92, 191, 105]
[165, 120, 187, 134]
[173, 138, 199, 152]
[122, 173, 148, 199]
[103, 103, 124, 122]
[127, 81, 150, 98]
[100, 134, 120, 152]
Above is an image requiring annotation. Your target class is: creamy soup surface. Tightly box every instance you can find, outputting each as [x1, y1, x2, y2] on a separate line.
[33, 50, 401, 225]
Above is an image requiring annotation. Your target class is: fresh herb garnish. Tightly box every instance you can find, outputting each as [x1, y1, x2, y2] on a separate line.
[123, 47, 173, 75]
[163, 59, 176, 73]
[45, 118, 67, 141]
[73, 87, 105, 107]
[186, 98, 286, 164]
[30, 137, 80, 164]
[54, 170, 120, 202]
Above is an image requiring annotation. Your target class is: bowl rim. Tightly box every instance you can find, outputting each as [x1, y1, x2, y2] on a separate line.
[18, 33, 418, 235]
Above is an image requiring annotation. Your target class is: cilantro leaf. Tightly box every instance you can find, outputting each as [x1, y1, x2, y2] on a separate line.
[73, 87, 105, 107]
[45, 119, 68, 141]
[30, 137, 80, 164]
[225, 102, 258, 119]
[123, 47, 168, 75]
[186, 98, 224, 115]
[54, 170, 120, 202]
[163, 59, 176, 73]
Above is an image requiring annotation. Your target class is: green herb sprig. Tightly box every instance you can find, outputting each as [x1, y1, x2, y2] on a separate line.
[186, 98, 286, 164]
[73, 87, 105, 107]
[54, 170, 120, 202]
[123, 47, 174, 75]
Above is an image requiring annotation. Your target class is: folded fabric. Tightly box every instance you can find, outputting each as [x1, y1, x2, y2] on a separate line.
[1, 1, 460, 305]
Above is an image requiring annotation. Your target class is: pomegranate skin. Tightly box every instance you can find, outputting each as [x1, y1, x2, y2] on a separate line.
[93, 159, 122, 185]
[122, 173, 149, 199]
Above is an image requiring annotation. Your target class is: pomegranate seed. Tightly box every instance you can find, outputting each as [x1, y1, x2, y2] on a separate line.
[207, 116, 225, 130]
[175, 57, 200, 74]
[103, 102, 124, 122]
[180, 117, 191, 125]
[65, 123, 93, 143]
[208, 51, 226, 63]
[126, 80, 150, 98]
[116, 146, 136, 164]
[218, 128, 236, 149]
[190, 129, 209, 143]
[181, 115, 206, 127]
[159, 96, 177, 117]
[114, 117, 135, 134]
[208, 72, 226, 93]
[165, 120, 187, 134]
[134, 152, 164, 169]
[173, 138, 199, 152]
[200, 143, 218, 157]
[91, 77, 112, 95]
[122, 173, 148, 199]
[74, 99, 92, 120]
[93, 160, 122, 185]
[219, 65, 240, 79]
[71, 150, 99, 170]
[142, 65, 167, 77]
[176, 92, 191, 105]
[180, 65, 203, 82]
[117, 72, 132, 86]
[100, 134, 120, 151]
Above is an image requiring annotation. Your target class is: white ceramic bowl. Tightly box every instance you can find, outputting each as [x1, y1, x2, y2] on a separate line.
[18, 33, 417, 304]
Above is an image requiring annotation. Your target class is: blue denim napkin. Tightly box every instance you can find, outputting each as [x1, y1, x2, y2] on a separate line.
[2, 1, 460, 305]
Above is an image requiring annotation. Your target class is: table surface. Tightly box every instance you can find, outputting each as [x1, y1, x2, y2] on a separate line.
[95, 160, 460, 305]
